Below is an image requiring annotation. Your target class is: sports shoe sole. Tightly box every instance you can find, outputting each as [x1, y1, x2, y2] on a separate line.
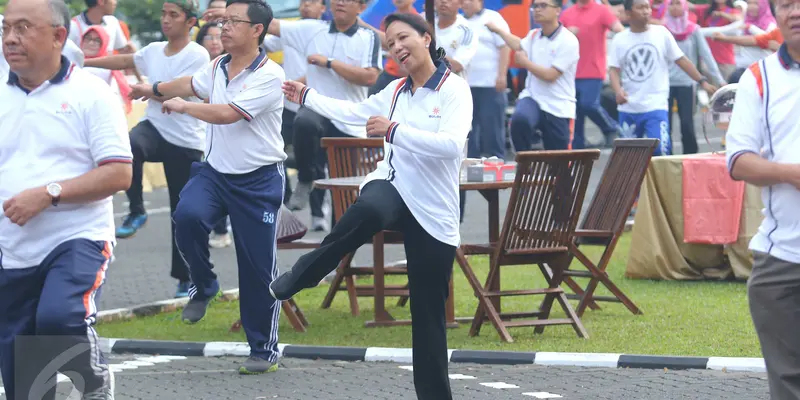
[238, 363, 279, 375]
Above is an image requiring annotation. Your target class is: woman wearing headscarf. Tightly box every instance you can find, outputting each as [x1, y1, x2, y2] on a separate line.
[666, 0, 726, 154]
[80, 25, 133, 115]
[705, 0, 777, 82]
[693, 0, 742, 80]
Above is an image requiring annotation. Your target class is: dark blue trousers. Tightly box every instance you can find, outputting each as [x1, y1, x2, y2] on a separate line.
[469, 87, 507, 159]
[174, 161, 284, 363]
[0, 239, 112, 400]
[510, 97, 573, 151]
[573, 78, 619, 149]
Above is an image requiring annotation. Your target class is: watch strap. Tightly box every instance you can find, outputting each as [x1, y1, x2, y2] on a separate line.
[153, 81, 164, 97]
[326, 59, 333, 69]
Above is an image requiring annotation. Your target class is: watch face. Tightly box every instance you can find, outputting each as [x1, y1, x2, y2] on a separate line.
[47, 183, 62, 197]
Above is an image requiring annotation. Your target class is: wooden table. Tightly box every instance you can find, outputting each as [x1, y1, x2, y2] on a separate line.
[314, 176, 514, 328]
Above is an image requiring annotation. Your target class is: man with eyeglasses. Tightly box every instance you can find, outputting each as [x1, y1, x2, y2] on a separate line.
[726, 0, 800, 397]
[0, 14, 85, 78]
[82, 0, 210, 299]
[488, 0, 580, 151]
[0, 0, 133, 398]
[264, 0, 381, 232]
[131, 0, 287, 375]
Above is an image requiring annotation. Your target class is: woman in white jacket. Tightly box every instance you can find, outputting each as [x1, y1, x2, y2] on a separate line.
[270, 8, 472, 400]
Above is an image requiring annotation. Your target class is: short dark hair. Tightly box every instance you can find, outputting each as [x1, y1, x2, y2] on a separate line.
[226, 0, 273, 45]
[85, 0, 98, 7]
[550, 0, 563, 8]
[623, 0, 635, 11]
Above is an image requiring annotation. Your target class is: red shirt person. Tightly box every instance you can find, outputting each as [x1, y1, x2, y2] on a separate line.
[560, 0, 625, 149]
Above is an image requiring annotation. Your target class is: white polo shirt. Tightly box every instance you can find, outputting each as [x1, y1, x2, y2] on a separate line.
[435, 15, 478, 81]
[609, 25, 684, 114]
[133, 41, 209, 151]
[298, 62, 473, 247]
[68, 12, 128, 54]
[279, 19, 381, 138]
[0, 58, 132, 270]
[190, 48, 288, 174]
[518, 24, 580, 119]
[263, 34, 305, 113]
[464, 8, 510, 88]
[726, 46, 800, 264]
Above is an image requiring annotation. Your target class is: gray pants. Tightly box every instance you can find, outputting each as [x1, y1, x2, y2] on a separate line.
[748, 251, 800, 399]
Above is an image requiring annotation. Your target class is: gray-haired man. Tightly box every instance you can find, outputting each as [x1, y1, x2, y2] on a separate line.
[0, 0, 132, 399]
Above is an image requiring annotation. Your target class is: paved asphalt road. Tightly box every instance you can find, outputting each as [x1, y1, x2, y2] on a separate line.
[100, 117, 726, 311]
[0, 355, 770, 399]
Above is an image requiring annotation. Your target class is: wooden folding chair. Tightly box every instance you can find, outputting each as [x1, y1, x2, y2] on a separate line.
[561, 138, 658, 317]
[317, 138, 408, 319]
[467, 149, 600, 343]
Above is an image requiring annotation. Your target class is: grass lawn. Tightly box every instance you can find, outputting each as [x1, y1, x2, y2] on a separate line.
[97, 233, 761, 357]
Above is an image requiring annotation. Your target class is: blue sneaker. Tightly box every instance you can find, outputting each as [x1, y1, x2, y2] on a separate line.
[175, 281, 191, 298]
[116, 213, 148, 238]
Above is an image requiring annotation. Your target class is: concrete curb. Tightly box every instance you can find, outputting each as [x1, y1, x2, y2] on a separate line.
[98, 338, 766, 372]
[96, 289, 240, 323]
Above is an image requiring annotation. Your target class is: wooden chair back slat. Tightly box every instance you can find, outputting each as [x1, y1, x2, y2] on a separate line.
[579, 139, 658, 240]
[497, 150, 599, 255]
[321, 138, 385, 221]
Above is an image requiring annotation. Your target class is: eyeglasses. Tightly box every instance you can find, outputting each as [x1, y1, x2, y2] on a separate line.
[203, 34, 222, 42]
[83, 37, 103, 45]
[219, 18, 258, 27]
[1, 22, 62, 38]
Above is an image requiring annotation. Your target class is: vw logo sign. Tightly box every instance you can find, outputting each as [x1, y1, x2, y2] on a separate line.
[623, 43, 658, 83]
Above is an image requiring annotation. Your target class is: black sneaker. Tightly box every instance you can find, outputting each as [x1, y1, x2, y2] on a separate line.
[269, 271, 301, 301]
[181, 290, 220, 324]
[238, 356, 279, 375]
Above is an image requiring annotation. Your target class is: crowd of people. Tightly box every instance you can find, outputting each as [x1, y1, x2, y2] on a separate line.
[0, 0, 797, 398]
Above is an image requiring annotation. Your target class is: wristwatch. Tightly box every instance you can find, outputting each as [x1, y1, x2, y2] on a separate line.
[46, 183, 62, 206]
[152, 81, 164, 97]
[326, 58, 333, 69]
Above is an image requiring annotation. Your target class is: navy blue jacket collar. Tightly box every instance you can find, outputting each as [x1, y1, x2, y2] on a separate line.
[7, 56, 72, 94]
[778, 44, 799, 70]
[328, 21, 359, 37]
[401, 60, 451, 92]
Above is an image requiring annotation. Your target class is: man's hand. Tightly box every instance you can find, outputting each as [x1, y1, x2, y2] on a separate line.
[203, 8, 226, 22]
[701, 81, 718, 96]
[282, 80, 306, 104]
[495, 75, 507, 93]
[129, 83, 155, 101]
[615, 89, 628, 105]
[307, 54, 327, 67]
[162, 98, 188, 114]
[3, 187, 52, 226]
[366, 116, 393, 138]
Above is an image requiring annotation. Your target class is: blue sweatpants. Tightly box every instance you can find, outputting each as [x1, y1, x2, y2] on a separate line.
[468, 87, 507, 159]
[573, 78, 619, 149]
[618, 110, 671, 156]
[0, 239, 112, 400]
[174, 161, 284, 363]
[510, 97, 573, 151]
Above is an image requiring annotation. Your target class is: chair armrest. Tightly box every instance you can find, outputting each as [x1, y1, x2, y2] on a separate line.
[574, 229, 614, 238]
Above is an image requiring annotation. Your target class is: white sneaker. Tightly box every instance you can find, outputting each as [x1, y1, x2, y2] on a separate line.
[209, 232, 233, 248]
[311, 217, 329, 232]
[288, 182, 312, 210]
